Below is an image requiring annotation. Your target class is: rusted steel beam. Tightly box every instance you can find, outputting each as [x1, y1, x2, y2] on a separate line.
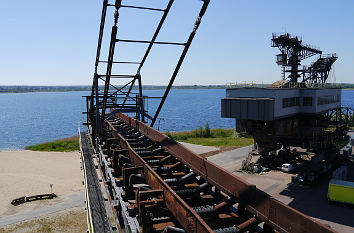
[105, 120, 214, 233]
[237, 217, 257, 231]
[115, 113, 336, 233]
[136, 189, 164, 232]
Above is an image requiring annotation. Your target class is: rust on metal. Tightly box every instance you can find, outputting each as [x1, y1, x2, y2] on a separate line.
[105, 119, 213, 233]
[82, 112, 337, 233]
[113, 112, 336, 233]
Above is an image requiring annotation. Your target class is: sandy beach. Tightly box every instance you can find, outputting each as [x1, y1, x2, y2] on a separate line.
[0, 150, 83, 218]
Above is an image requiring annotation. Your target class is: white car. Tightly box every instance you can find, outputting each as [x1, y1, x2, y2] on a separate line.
[281, 163, 294, 172]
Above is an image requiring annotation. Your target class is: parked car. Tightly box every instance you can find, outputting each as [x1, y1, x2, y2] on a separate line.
[281, 163, 294, 172]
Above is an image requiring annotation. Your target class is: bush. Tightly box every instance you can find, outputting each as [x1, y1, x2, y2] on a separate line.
[232, 130, 240, 139]
[349, 115, 354, 127]
[191, 123, 212, 138]
[192, 126, 204, 138]
[166, 131, 188, 141]
[166, 131, 173, 138]
[212, 128, 231, 138]
[204, 122, 211, 138]
[174, 134, 188, 140]
[217, 130, 227, 137]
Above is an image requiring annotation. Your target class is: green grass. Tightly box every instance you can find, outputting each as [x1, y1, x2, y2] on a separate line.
[180, 136, 254, 147]
[166, 126, 254, 148]
[25, 136, 79, 152]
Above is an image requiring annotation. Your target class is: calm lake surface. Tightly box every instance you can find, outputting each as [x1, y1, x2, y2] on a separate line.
[0, 89, 353, 150]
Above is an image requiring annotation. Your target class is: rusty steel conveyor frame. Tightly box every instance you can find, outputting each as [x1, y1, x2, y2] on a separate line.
[84, 112, 337, 233]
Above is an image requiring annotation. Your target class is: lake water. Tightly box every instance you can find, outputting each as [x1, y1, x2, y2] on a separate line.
[0, 89, 353, 150]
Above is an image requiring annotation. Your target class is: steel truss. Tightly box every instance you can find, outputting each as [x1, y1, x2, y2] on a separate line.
[271, 33, 337, 85]
[85, 0, 210, 139]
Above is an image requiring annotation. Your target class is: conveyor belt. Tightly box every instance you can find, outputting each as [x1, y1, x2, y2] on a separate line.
[80, 132, 112, 233]
[82, 113, 337, 233]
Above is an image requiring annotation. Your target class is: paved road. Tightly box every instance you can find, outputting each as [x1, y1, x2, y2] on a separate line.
[186, 143, 354, 233]
[179, 142, 218, 154]
[207, 145, 253, 167]
[0, 189, 85, 226]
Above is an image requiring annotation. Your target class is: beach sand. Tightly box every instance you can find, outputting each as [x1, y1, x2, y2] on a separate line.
[0, 150, 83, 217]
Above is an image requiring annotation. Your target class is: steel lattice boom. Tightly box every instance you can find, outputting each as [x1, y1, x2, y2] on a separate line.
[85, 0, 210, 140]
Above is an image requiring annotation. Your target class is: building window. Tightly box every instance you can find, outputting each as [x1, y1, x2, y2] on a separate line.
[303, 97, 313, 106]
[318, 95, 339, 105]
[282, 97, 300, 108]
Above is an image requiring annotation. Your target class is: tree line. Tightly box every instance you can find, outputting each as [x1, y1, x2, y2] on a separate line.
[1, 83, 353, 93]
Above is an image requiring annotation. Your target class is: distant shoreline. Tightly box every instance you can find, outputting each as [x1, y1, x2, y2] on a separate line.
[0, 85, 226, 94]
[1, 84, 354, 94]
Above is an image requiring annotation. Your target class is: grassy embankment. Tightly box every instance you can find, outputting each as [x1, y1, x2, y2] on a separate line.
[166, 123, 254, 148]
[25, 124, 254, 152]
[25, 136, 79, 152]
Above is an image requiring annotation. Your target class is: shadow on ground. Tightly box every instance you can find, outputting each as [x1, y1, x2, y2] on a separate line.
[279, 178, 354, 228]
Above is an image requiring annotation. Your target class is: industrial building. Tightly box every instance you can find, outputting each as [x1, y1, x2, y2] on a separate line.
[222, 33, 351, 154]
[222, 87, 341, 121]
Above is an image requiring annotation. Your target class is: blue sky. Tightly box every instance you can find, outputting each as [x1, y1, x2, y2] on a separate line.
[1, 0, 353, 85]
